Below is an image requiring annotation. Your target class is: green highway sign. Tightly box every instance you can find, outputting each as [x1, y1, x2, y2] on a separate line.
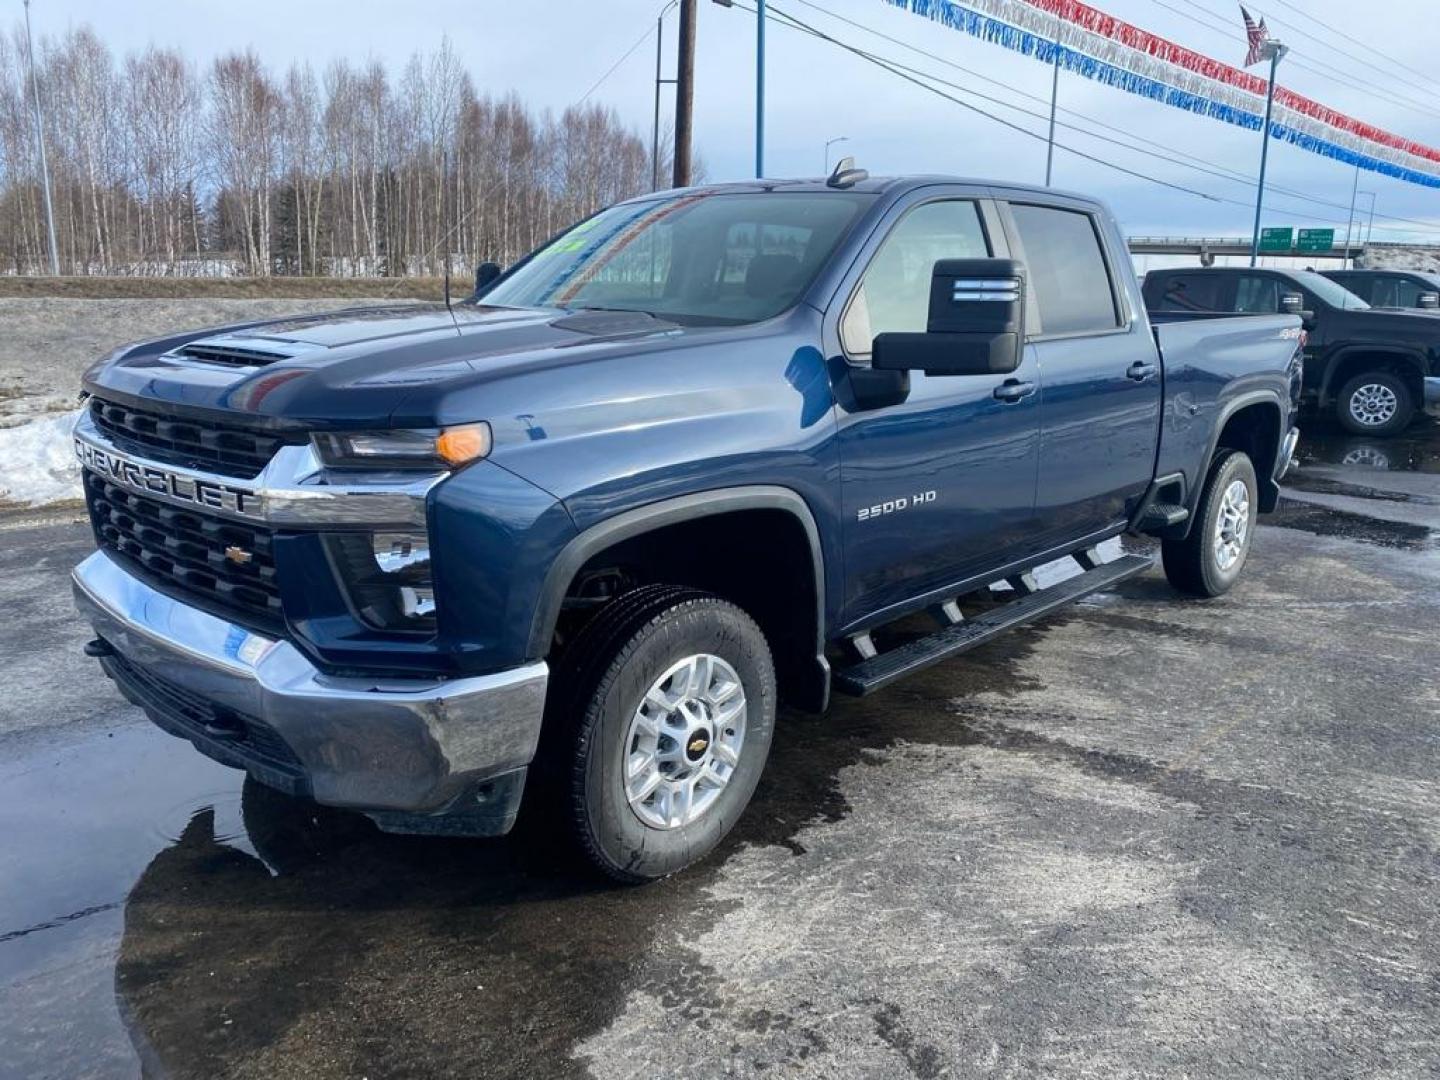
[1297, 228, 1336, 252]
[1258, 227, 1294, 252]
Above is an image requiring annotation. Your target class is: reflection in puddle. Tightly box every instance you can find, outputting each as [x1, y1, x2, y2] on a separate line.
[1298, 414, 1439, 475]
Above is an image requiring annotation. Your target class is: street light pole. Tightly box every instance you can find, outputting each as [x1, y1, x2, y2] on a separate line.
[22, 0, 59, 276]
[652, 1, 677, 191]
[1363, 192, 1377, 247]
[1248, 40, 1287, 268]
[824, 136, 848, 175]
[755, 0, 765, 177]
[1045, 14, 1061, 186]
[1343, 164, 1361, 269]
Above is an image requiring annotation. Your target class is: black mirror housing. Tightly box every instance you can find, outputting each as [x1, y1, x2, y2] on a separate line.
[871, 258, 1025, 376]
[474, 261, 502, 295]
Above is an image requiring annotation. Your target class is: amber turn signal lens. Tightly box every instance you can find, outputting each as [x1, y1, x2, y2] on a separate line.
[435, 423, 492, 465]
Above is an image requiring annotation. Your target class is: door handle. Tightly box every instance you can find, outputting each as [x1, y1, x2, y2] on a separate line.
[993, 379, 1037, 402]
[1126, 361, 1158, 381]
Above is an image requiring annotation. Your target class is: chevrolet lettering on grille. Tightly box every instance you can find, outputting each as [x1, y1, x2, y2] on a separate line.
[75, 439, 257, 518]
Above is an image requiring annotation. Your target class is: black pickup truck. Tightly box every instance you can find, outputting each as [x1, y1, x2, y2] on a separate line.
[74, 175, 1304, 881]
[1144, 266, 1440, 436]
[1320, 268, 1440, 312]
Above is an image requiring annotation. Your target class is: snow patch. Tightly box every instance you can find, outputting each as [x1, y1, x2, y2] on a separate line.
[0, 410, 83, 506]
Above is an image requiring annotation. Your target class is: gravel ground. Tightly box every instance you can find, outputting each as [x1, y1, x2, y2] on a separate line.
[0, 422, 1437, 1080]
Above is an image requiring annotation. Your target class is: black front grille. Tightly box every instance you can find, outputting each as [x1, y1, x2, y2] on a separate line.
[89, 396, 305, 479]
[102, 650, 307, 795]
[84, 472, 284, 633]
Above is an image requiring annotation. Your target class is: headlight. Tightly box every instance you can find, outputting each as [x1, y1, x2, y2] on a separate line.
[324, 530, 436, 633]
[313, 423, 491, 470]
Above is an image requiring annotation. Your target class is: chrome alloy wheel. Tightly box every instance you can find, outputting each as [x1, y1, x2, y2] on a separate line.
[1213, 478, 1251, 572]
[1348, 382, 1399, 427]
[623, 653, 747, 830]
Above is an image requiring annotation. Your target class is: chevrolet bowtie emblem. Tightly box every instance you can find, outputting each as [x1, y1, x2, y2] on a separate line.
[224, 545, 254, 566]
[688, 737, 708, 754]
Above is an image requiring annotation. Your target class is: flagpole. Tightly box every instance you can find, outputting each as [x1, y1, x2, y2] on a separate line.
[1248, 41, 1285, 267]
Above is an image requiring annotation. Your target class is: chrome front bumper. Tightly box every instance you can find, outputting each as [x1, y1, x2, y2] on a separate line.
[73, 551, 548, 831]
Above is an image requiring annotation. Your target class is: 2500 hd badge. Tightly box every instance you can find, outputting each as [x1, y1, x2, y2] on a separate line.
[857, 490, 937, 522]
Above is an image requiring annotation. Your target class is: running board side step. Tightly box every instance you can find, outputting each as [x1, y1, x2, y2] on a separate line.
[832, 553, 1154, 697]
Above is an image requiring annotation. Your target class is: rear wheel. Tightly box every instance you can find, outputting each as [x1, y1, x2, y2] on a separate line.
[1162, 449, 1257, 598]
[547, 587, 776, 882]
[1336, 371, 1413, 436]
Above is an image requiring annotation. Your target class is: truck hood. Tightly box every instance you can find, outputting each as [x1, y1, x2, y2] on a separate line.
[82, 301, 707, 429]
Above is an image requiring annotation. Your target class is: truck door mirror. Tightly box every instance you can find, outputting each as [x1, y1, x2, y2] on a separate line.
[871, 258, 1025, 376]
[474, 261, 502, 295]
[1280, 292, 1305, 315]
[1418, 292, 1439, 309]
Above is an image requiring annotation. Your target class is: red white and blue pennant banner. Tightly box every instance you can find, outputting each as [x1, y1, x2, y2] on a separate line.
[883, 0, 1440, 188]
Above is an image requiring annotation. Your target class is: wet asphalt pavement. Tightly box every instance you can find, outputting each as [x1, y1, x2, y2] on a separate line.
[2, 417, 1438, 1080]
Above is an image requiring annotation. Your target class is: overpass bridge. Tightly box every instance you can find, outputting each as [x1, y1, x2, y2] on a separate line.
[1128, 236, 1440, 267]
[1127, 236, 1361, 264]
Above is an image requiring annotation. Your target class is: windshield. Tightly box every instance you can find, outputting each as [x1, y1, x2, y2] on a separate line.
[481, 191, 874, 325]
[1291, 270, 1370, 310]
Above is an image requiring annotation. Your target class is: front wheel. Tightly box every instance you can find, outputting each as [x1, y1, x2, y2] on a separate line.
[1162, 449, 1258, 598]
[551, 588, 776, 882]
[1336, 371, 1413, 436]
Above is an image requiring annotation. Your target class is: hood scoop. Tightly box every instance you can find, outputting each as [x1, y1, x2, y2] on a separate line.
[173, 339, 299, 368]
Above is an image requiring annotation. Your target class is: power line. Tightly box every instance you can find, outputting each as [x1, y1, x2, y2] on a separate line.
[783, 0, 1440, 237]
[747, 3, 1229, 202]
[575, 14, 662, 106]
[1265, 0, 1440, 99]
[1144, 0, 1440, 121]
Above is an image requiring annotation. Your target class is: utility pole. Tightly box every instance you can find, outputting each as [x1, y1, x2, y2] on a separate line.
[1044, 14, 1061, 186]
[653, 2, 677, 190]
[672, 0, 696, 188]
[22, 0, 60, 276]
[1248, 39, 1287, 267]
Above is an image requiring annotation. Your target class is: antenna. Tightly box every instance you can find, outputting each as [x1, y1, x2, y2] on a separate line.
[441, 150, 459, 330]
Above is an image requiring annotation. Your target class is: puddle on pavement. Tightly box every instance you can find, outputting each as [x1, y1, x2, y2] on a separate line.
[1297, 414, 1440, 475]
[0, 616, 1048, 1080]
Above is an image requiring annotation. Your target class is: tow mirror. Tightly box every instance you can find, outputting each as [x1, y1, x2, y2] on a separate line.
[474, 261, 502, 295]
[1280, 292, 1305, 315]
[1418, 292, 1439, 310]
[872, 258, 1025, 376]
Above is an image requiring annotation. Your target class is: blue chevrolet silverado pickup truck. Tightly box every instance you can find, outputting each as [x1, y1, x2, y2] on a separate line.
[72, 170, 1303, 881]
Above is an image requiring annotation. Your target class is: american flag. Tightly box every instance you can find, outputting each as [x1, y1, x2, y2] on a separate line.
[1240, 5, 1271, 67]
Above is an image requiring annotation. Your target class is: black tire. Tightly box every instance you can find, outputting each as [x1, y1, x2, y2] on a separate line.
[1162, 449, 1258, 598]
[1335, 371, 1414, 437]
[546, 587, 776, 883]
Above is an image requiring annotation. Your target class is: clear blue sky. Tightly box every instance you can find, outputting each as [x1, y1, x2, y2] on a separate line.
[23, 0, 1440, 242]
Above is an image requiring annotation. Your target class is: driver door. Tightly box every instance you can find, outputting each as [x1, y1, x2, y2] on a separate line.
[830, 193, 1042, 627]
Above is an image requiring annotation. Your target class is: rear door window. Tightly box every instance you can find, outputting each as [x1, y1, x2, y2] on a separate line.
[1008, 204, 1120, 335]
[1235, 275, 1281, 313]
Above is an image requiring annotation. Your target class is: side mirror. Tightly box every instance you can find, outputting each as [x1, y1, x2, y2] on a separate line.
[1418, 292, 1439, 310]
[474, 261, 502, 295]
[872, 258, 1025, 376]
[1280, 292, 1305, 315]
